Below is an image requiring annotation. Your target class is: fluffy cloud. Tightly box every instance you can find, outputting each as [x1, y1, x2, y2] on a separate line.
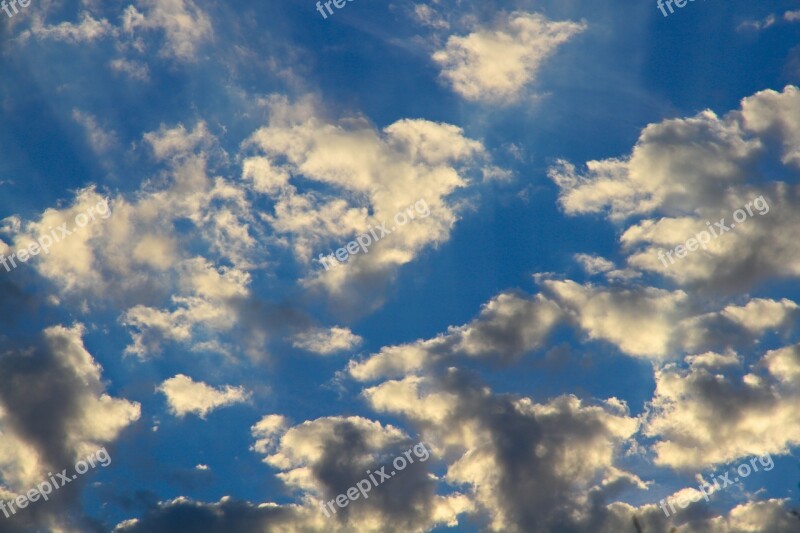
[0, 324, 140, 530]
[158, 374, 250, 418]
[350, 277, 798, 381]
[244, 95, 496, 312]
[240, 415, 468, 532]
[122, 258, 252, 357]
[21, 12, 115, 43]
[543, 280, 689, 358]
[292, 326, 362, 355]
[432, 12, 586, 103]
[1, 122, 262, 358]
[550, 86, 800, 290]
[349, 292, 563, 380]
[643, 343, 800, 470]
[16, 0, 212, 63]
[363, 370, 639, 532]
[122, 0, 213, 61]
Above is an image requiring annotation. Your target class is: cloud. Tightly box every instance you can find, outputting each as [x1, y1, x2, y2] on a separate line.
[412, 4, 449, 30]
[72, 109, 118, 154]
[432, 12, 586, 104]
[122, 258, 252, 357]
[17, 0, 212, 62]
[550, 86, 800, 291]
[737, 14, 777, 32]
[235, 414, 470, 531]
[244, 95, 496, 313]
[158, 374, 250, 418]
[0, 324, 139, 530]
[122, 0, 213, 61]
[20, 12, 115, 43]
[542, 280, 689, 358]
[574, 253, 615, 275]
[643, 344, 800, 470]
[363, 369, 639, 532]
[349, 292, 563, 381]
[113, 496, 311, 533]
[3, 122, 262, 357]
[143, 122, 215, 161]
[109, 58, 151, 81]
[594, 497, 798, 532]
[350, 277, 796, 381]
[292, 327, 362, 355]
[721, 297, 799, 332]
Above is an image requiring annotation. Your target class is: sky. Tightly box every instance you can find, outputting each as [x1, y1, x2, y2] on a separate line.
[1, 0, 800, 532]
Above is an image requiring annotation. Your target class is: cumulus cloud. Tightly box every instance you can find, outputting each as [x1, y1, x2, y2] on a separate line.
[551, 86, 800, 291]
[0, 324, 139, 530]
[2, 122, 263, 358]
[351, 277, 797, 382]
[643, 343, 800, 470]
[224, 415, 470, 532]
[363, 370, 639, 532]
[432, 12, 586, 103]
[158, 374, 250, 418]
[292, 326, 362, 355]
[542, 280, 690, 358]
[574, 253, 615, 275]
[244, 95, 497, 313]
[349, 292, 563, 381]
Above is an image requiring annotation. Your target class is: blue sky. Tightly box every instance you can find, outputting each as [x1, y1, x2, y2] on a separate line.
[1, 0, 800, 532]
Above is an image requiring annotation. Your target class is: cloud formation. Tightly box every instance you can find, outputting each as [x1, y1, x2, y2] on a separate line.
[158, 374, 250, 418]
[432, 12, 586, 103]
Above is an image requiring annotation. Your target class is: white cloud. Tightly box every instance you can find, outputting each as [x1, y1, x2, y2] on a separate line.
[244, 96, 497, 312]
[0, 324, 140, 491]
[644, 344, 800, 469]
[349, 292, 563, 381]
[412, 4, 449, 30]
[786, 10, 800, 22]
[18, 0, 212, 62]
[737, 14, 777, 32]
[551, 86, 800, 290]
[721, 298, 799, 332]
[122, 0, 212, 61]
[158, 374, 250, 418]
[363, 372, 639, 532]
[109, 58, 151, 81]
[543, 280, 689, 358]
[432, 12, 586, 103]
[21, 12, 115, 43]
[72, 109, 118, 153]
[247, 414, 469, 531]
[292, 326, 362, 355]
[574, 253, 615, 275]
[122, 258, 251, 357]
